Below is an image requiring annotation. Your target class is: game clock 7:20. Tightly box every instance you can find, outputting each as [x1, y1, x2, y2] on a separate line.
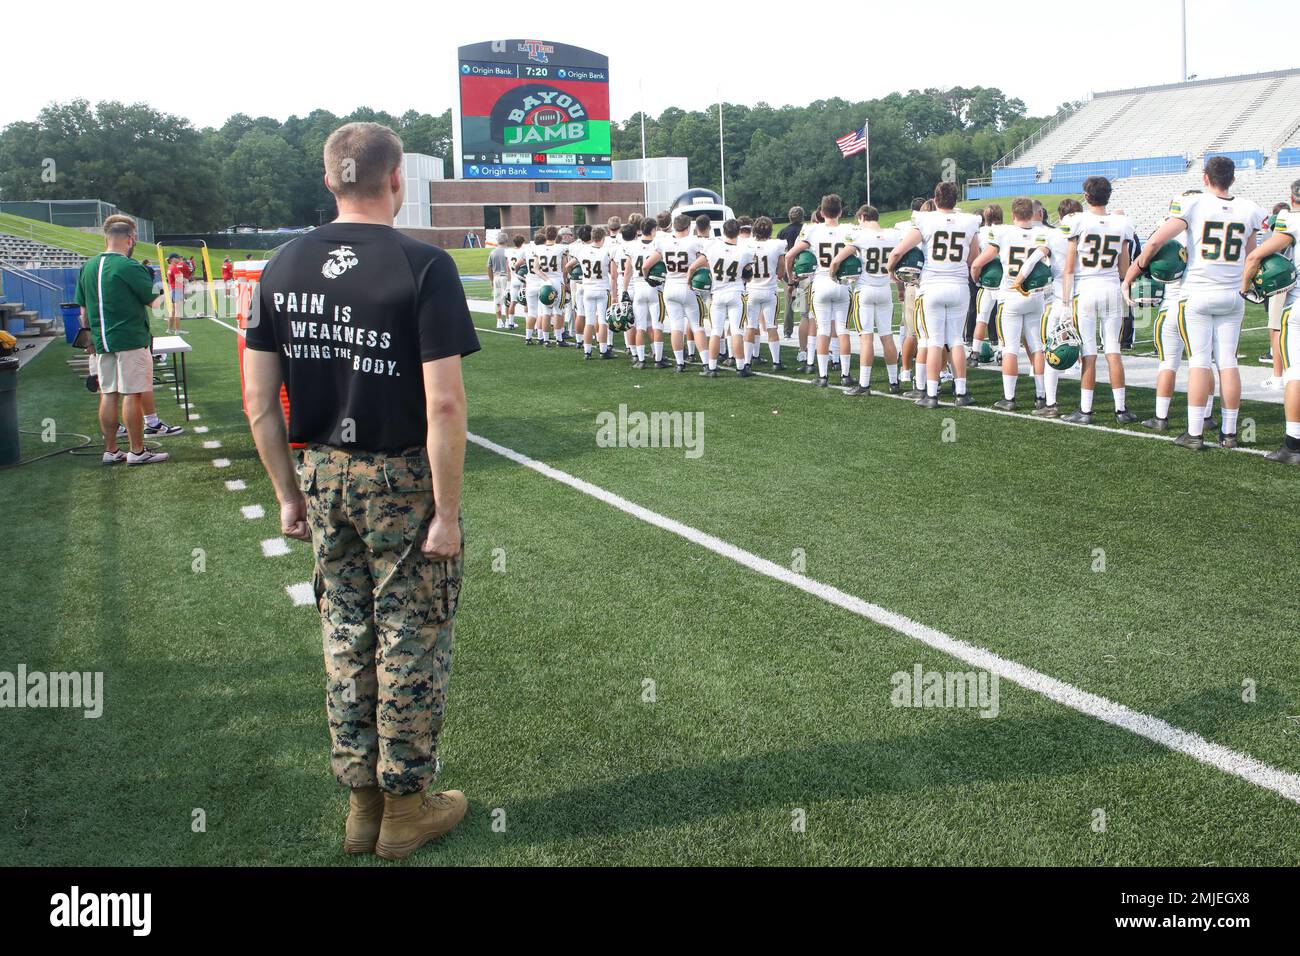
[524, 66, 548, 77]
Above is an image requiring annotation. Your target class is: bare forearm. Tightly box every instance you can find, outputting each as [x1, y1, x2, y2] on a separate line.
[426, 396, 467, 519]
[248, 398, 298, 502]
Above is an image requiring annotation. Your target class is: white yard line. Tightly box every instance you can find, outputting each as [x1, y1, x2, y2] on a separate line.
[467, 429, 1300, 807]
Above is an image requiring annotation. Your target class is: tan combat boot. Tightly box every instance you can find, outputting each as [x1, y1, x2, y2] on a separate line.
[374, 789, 468, 860]
[343, 787, 385, 855]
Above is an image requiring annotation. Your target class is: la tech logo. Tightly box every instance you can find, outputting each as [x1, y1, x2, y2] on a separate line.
[518, 40, 553, 63]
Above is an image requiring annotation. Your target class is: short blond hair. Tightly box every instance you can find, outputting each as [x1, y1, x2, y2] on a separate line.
[323, 122, 403, 199]
[103, 214, 136, 237]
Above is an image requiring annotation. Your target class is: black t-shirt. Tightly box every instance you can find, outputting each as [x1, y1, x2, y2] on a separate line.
[245, 221, 479, 452]
[777, 222, 803, 250]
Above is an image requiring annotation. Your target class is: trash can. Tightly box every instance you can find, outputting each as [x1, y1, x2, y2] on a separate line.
[0, 357, 19, 467]
[62, 302, 82, 345]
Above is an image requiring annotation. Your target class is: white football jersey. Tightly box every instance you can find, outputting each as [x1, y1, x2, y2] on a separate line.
[506, 246, 528, 279]
[911, 210, 982, 285]
[534, 243, 567, 281]
[654, 232, 706, 286]
[747, 238, 787, 292]
[990, 223, 1050, 292]
[846, 226, 900, 287]
[1040, 226, 1071, 302]
[575, 242, 612, 289]
[625, 237, 659, 288]
[1060, 211, 1133, 285]
[703, 239, 755, 295]
[1169, 191, 1267, 293]
[1270, 208, 1298, 262]
[797, 222, 856, 279]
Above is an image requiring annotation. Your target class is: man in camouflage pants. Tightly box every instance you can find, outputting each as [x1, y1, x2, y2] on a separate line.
[244, 122, 480, 860]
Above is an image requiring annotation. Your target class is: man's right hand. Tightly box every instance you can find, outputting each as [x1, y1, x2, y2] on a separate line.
[280, 492, 310, 540]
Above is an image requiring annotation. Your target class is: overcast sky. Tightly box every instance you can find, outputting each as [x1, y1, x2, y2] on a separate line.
[4, 0, 1297, 130]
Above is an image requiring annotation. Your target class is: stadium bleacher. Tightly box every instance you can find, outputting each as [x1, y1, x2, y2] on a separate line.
[0, 232, 88, 270]
[969, 68, 1300, 235]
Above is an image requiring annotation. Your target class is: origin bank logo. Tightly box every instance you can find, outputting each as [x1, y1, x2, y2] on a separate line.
[518, 40, 554, 63]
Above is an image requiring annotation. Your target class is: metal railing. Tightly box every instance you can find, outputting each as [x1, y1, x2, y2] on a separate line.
[0, 260, 63, 325]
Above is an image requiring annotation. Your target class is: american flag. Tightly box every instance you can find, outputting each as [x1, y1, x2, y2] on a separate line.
[836, 126, 868, 157]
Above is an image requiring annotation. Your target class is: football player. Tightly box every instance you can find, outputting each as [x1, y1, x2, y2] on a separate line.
[504, 234, 526, 330]
[576, 226, 614, 360]
[535, 226, 569, 347]
[644, 213, 707, 373]
[1138, 156, 1265, 449]
[897, 198, 930, 392]
[1055, 176, 1134, 423]
[1241, 177, 1300, 462]
[523, 228, 546, 344]
[747, 217, 789, 370]
[889, 183, 980, 406]
[567, 224, 591, 346]
[695, 218, 756, 378]
[969, 197, 1048, 410]
[1121, 195, 1197, 432]
[1031, 198, 1082, 416]
[786, 194, 856, 387]
[624, 217, 670, 368]
[968, 204, 1003, 364]
[832, 204, 901, 395]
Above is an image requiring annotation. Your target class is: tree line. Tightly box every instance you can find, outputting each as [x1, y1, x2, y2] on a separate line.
[0, 89, 1076, 231]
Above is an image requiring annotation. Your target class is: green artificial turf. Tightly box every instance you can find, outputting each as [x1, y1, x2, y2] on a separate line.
[2, 308, 1297, 866]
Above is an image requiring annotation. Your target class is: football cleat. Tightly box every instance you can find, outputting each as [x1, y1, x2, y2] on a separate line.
[737, 366, 755, 378]
[599, 349, 614, 360]
[1264, 445, 1300, 464]
[654, 359, 672, 369]
[952, 393, 974, 407]
[1173, 432, 1205, 450]
[1031, 404, 1060, 418]
[772, 362, 786, 371]
[845, 384, 871, 397]
[901, 388, 926, 400]
[675, 364, 686, 373]
[814, 376, 829, 388]
[992, 398, 1017, 411]
[888, 382, 901, 395]
[840, 375, 853, 388]
[1141, 416, 1169, 431]
[1062, 410, 1093, 424]
[916, 395, 940, 409]
[1115, 410, 1138, 424]
[1217, 431, 1239, 449]
[1034, 396, 1047, 411]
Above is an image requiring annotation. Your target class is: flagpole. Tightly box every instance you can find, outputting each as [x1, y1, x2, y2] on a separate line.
[718, 88, 726, 207]
[640, 79, 649, 215]
[864, 118, 871, 208]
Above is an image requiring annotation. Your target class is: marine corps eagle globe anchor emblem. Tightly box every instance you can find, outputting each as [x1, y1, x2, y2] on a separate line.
[322, 245, 359, 279]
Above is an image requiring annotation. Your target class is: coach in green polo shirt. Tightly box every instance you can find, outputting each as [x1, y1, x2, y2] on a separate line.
[75, 215, 168, 466]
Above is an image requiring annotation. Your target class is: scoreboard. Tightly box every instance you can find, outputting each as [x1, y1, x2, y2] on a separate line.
[455, 40, 612, 181]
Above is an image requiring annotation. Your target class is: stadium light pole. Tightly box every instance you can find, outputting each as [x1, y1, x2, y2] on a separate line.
[640, 78, 649, 216]
[1180, 0, 1188, 81]
[865, 118, 872, 208]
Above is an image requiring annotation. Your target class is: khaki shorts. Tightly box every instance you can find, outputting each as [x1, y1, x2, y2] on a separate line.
[96, 347, 154, 394]
[903, 284, 918, 337]
[1268, 292, 1286, 332]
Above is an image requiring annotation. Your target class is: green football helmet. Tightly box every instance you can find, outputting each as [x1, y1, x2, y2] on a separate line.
[1130, 275, 1165, 308]
[646, 260, 667, 287]
[514, 260, 528, 279]
[539, 283, 558, 306]
[974, 339, 995, 363]
[1045, 320, 1082, 372]
[691, 268, 712, 292]
[1243, 253, 1297, 304]
[605, 300, 633, 332]
[978, 258, 1003, 289]
[514, 289, 527, 306]
[895, 247, 924, 285]
[1018, 259, 1051, 293]
[567, 263, 583, 282]
[792, 250, 818, 280]
[1146, 242, 1187, 283]
[834, 254, 862, 285]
